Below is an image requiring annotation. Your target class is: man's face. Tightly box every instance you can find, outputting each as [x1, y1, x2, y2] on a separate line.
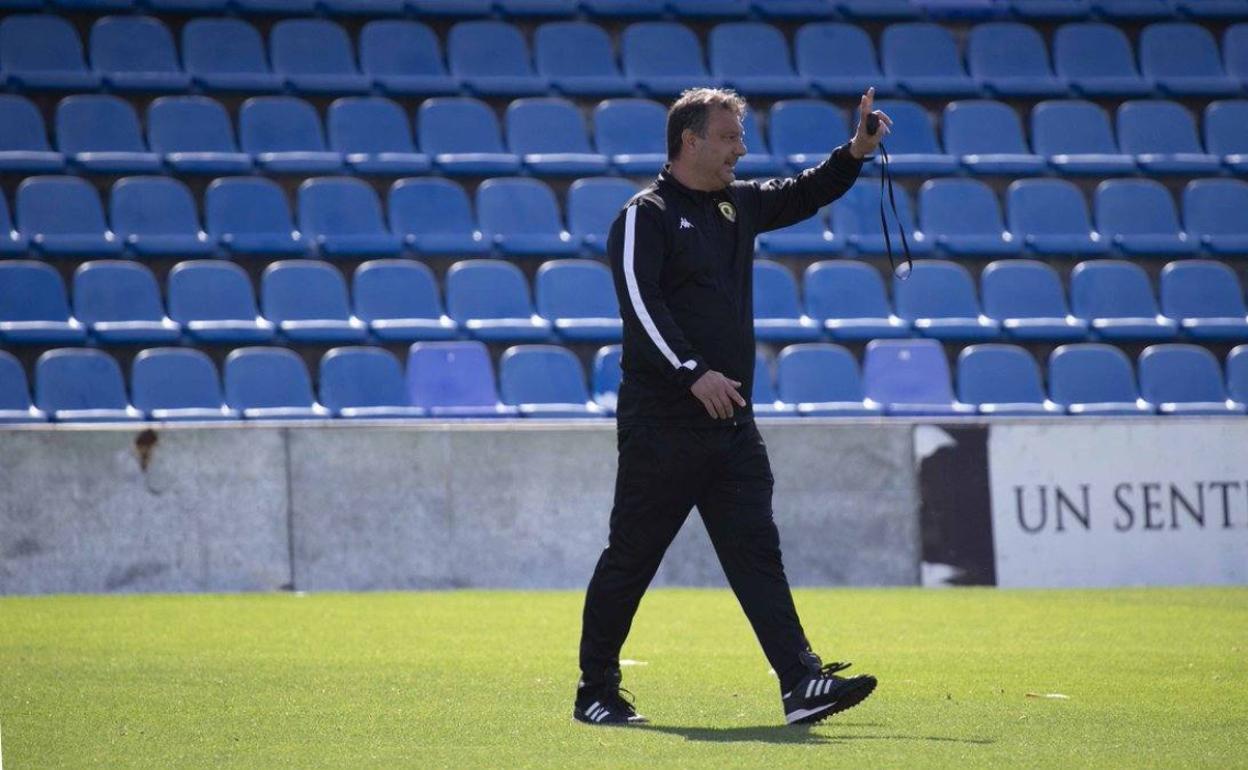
[688, 107, 748, 189]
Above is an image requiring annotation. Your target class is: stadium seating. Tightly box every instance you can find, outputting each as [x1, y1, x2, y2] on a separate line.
[358, 20, 458, 96]
[387, 177, 489, 256]
[0, 14, 100, 91]
[1095, 179, 1198, 256]
[1139, 22, 1241, 96]
[591, 344, 621, 413]
[1138, 344, 1245, 414]
[862, 339, 974, 415]
[1052, 22, 1152, 96]
[893, 260, 1002, 341]
[1030, 100, 1137, 176]
[261, 260, 367, 343]
[0, 192, 26, 255]
[239, 97, 343, 174]
[89, 15, 191, 93]
[831, 180, 931, 256]
[534, 21, 631, 96]
[1204, 100, 1248, 173]
[753, 260, 822, 341]
[669, 0, 750, 18]
[1116, 100, 1222, 175]
[621, 22, 715, 96]
[942, 100, 1047, 175]
[803, 261, 910, 340]
[534, 259, 622, 342]
[919, 179, 1022, 256]
[1048, 343, 1154, 415]
[444, 259, 552, 341]
[981, 260, 1088, 340]
[709, 22, 807, 96]
[56, 95, 162, 174]
[868, 100, 959, 176]
[756, 207, 837, 256]
[0, 261, 87, 345]
[1090, 0, 1173, 22]
[447, 21, 546, 96]
[1070, 260, 1180, 340]
[352, 259, 457, 341]
[1178, 0, 1248, 19]
[506, 98, 611, 176]
[594, 98, 668, 175]
[326, 97, 432, 175]
[1006, 179, 1109, 256]
[567, 177, 635, 254]
[880, 23, 979, 97]
[582, 0, 664, 17]
[409, 0, 492, 16]
[270, 19, 370, 94]
[498, 345, 600, 418]
[967, 22, 1066, 97]
[406, 341, 517, 417]
[181, 18, 283, 93]
[1182, 179, 1248, 254]
[0, 350, 44, 423]
[15, 176, 115, 256]
[0, 95, 64, 172]
[418, 97, 523, 176]
[750, 351, 791, 417]
[755, 0, 839, 19]
[840, 0, 922, 19]
[768, 99, 848, 171]
[130, 348, 237, 421]
[1226, 24, 1248, 88]
[957, 344, 1059, 415]
[775, 343, 881, 416]
[147, 96, 253, 175]
[72, 260, 181, 344]
[1228, 346, 1248, 406]
[318, 346, 426, 419]
[794, 22, 895, 97]
[35, 348, 142, 422]
[476, 178, 577, 256]
[109, 176, 215, 257]
[204, 177, 307, 256]
[297, 177, 403, 257]
[166, 260, 277, 343]
[223, 346, 329, 420]
[1159, 260, 1248, 339]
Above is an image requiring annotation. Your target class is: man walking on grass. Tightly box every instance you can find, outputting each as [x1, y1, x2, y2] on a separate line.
[574, 87, 893, 727]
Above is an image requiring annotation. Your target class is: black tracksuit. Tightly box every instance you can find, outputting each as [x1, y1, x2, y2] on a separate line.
[579, 144, 865, 694]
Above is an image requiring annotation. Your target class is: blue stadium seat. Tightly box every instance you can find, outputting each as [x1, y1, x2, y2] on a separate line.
[1139, 22, 1240, 96]
[880, 23, 980, 97]
[862, 339, 974, 416]
[803, 260, 910, 340]
[261, 260, 368, 343]
[407, 340, 517, 418]
[499, 345, 600, 418]
[756, 207, 837, 256]
[445, 259, 552, 342]
[957, 344, 1059, 415]
[476, 178, 578, 256]
[408, 0, 493, 15]
[320, 0, 405, 15]
[0, 351, 44, 423]
[166, 260, 276, 343]
[497, 0, 579, 17]
[567, 177, 636, 254]
[622, 22, 717, 96]
[535, 259, 622, 342]
[0, 95, 64, 173]
[894, 260, 1001, 341]
[1116, 100, 1222, 175]
[144, 1, 230, 14]
[239, 97, 344, 174]
[16, 176, 123, 257]
[1184, 178, 1248, 255]
[1052, 22, 1152, 96]
[831, 179, 932, 256]
[418, 97, 523, 176]
[352, 259, 456, 341]
[73, 260, 180, 344]
[297, 177, 404, 258]
[591, 344, 622, 413]
[1139, 343, 1244, 415]
[1030, 100, 1137, 176]
[1006, 179, 1109, 256]
[1175, 0, 1248, 18]
[146, 96, 252, 175]
[205, 177, 306, 256]
[863, 100, 958, 176]
[50, 0, 135, 8]
[1008, 0, 1093, 19]
[919, 179, 1022, 256]
[751, 350, 792, 417]
[754, 0, 839, 18]
[1095, 179, 1198, 256]
[753, 260, 822, 341]
[231, 0, 316, 12]
[1048, 343, 1153, 415]
[840, 0, 922, 18]
[506, 98, 611, 176]
[131, 348, 237, 421]
[669, 0, 750, 16]
[768, 99, 848, 171]
[709, 22, 807, 97]
[270, 19, 370, 95]
[35, 349, 142, 422]
[388, 177, 489, 256]
[1227, 24, 1248, 89]
[738, 105, 787, 176]
[359, 21, 458, 96]
[0, 261, 87, 345]
[913, 0, 997, 17]
[981, 259, 1088, 341]
[1228, 345, 1248, 407]
[181, 18, 283, 93]
[447, 21, 547, 97]
[776, 343, 881, 416]
[110, 176, 214, 258]
[967, 22, 1067, 97]
[594, 98, 668, 175]
[794, 23, 896, 97]
[318, 346, 425, 419]
[1070, 260, 1179, 340]
[942, 100, 1047, 175]
[89, 16, 190, 93]
[534, 21, 631, 96]
[582, 0, 665, 16]
[0, 14, 101, 91]
[0, 191, 25, 255]
[1159, 260, 1248, 339]
[1204, 100, 1248, 173]
[56, 95, 163, 174]
[224, 347, 329, 420]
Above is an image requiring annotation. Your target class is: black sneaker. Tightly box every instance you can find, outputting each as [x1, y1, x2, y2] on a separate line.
[782, 651, 877, 726]
[572, 669, 648, 726]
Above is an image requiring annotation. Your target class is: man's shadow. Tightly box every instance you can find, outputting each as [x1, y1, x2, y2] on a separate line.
[636, 722, 996, 746]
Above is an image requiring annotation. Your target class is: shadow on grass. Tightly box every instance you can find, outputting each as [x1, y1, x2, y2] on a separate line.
[636, 723, 995, 746]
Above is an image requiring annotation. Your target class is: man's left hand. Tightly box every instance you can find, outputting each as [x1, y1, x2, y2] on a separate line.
[848, 87, 893, 160]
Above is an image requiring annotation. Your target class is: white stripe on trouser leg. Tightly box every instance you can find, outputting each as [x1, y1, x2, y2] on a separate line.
[622, 205, 697, 373]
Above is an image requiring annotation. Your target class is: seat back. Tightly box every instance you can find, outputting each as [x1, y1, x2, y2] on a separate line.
[90, 15, 181, 76]
[388, 177, 478, 238]
[270, 19, 361, 78]
[957, 344, 1047, 405]
[447, 21, 536, 78]
[131, 348, 226, 412]
[777, 343, 866, 403]
[567, 177, 636, 243]
[1159, 260, 1248, 318]
[56, 95, 149, 154]
[110, 176, 203, 238]
[1140, 22, 1229, 79]
[182, 18, 272, 78]
[359, 20, 447, 78]
[167, 260, 260, 323]
[1095, 179, 1183, 237]
[893, 260, 981, 320]
[0, 351, 36, 412]
[319, 346, 409, 410]
[1138, 344, 1230, 404]
[919, 178, 1007, 238]
[499, 345, 590, 405]
[803, 261, 893, 319]
[262, 260, 352, 322]
[418, 97, 508, 154]
[1031, 100, 1120, 155]
[0, 14, 90, 75]
[1048, 343, 1140, 405]
[36, 349, 130, 413]
[1007, 179, 1095, 238]
[327, 97, 417, 155]
[353, 259, 444, 322]
[73, 260, 166, 323]
[148, 96, 240, 154]
[298, 177, 389, 238]
[1204, 99, 1248, 155]
[881, 22, 968, 77]
[1069, 260, 1161, 319]
[224, 347, 317, 410]
[794, 22, 884, 79]
[1183, 179, 1248, 238]
[17, 176, 110, 237]
[753, 260, 804, 319]
[943, 100, 1032, 155]
[862, 338, 958, 406]
[980, 260, 1071, 319]
[506, 97, 595, 155]
[709, 22, 797, 78]
[621, 22, 709, 79]
[535, 259, 618, 319]
[445, 260, 535, 321]
[1117, 100, 1206, 155]
[593, 98, 667, 156]
[0, 95, 53, 153]
[239, 96, 329, 153]
[205, 177, 296, 239]
[406, 340, 500, 409]
[534, 21, 620, 79]
[968, 22, 1055, 79]
[0, 261, 74, 322]
[768, 99, 848, 157]
[869, 99, 944, 154]
[831, 178, 919, 241]
[1053, 22, 1141, 80]
[476, 178, 564, 238]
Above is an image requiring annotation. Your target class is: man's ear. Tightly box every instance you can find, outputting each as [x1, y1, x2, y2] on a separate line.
[682, 127, 698, 155]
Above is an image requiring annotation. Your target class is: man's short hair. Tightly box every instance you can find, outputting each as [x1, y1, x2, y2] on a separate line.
[666, 88, 747, 161]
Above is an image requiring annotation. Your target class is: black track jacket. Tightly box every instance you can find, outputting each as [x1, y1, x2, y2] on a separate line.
[608, 142, 865, 428]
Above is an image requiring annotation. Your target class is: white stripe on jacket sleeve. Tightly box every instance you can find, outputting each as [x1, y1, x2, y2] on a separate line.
[622, 204, 697, 372]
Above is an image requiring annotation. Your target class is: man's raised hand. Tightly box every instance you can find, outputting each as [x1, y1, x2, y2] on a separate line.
[849, 87, 893, 160]
[690, 370, 748, 420]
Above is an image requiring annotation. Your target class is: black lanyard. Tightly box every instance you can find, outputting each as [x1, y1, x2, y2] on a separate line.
[865, 112, 912, 280]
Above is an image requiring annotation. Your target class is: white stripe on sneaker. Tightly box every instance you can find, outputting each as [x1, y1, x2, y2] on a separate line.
[595, 710, 609, 722]
[805, 680, 817, 699]
[786, 702, 836, 725]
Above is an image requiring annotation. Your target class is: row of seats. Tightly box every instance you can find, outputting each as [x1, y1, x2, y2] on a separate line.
[3, 93, 1246, 180]
[3, 15, 1248, 98]
[3, 173, 1244, 262]
[4, 256, 1247, 348]
[4, 339, 1246, 423]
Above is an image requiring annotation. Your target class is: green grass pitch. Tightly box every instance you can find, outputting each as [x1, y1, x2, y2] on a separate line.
[1, 587, 1245, 768]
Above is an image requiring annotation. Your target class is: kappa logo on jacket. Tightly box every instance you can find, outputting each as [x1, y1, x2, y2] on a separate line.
[679, 217, 694, 230]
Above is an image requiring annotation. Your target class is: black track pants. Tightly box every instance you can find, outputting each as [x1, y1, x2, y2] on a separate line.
[578, 421, 810, 688]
